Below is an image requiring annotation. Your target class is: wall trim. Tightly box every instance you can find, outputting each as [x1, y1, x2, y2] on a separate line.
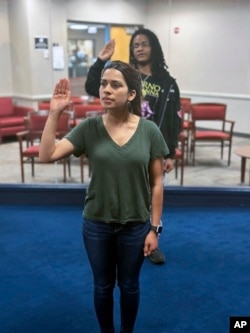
[181, 91, 250, 101]
[0, 184, 250, 207]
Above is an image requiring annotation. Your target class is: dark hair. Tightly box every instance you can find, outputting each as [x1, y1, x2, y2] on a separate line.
[102, 60, 142, 116]
[129, 28, 169, 78]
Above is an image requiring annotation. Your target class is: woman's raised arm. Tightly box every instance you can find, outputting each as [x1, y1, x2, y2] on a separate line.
[39, 78, 75, 162]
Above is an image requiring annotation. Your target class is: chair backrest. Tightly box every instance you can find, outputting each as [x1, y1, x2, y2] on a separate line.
[38, 101, 50, 111]
[57, 111, 72, 136]
[180, 97, 191, 116]
[85, 110, 104, 118]
[88, 97, 101, 104]
[28, 110, 48, 129]
[180, 97, 192, 130]
[0, 97, 13, 116]
[26, 110, 49, 140]
[191, 103, 227, 121]
[71, 96, 85, 104]
[27, 110, 71, 140]
[74, 104, 104, 118]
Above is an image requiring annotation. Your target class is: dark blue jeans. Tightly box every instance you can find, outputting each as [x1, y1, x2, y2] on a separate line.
[82, 219, 150, 333]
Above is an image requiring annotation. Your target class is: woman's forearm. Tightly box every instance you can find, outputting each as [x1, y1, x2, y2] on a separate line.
[150, 183, 163, 226]
[39, 114, 60, 162]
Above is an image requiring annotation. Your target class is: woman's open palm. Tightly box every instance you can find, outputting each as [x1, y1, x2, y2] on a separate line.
[50, 78, 71, 115]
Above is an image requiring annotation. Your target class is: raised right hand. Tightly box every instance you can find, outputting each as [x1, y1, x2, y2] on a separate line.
[50, 78, 71, 116]
[98, 39, 115, 62]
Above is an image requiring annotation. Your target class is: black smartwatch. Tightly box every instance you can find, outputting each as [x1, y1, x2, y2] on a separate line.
[150, 224, 163, 235]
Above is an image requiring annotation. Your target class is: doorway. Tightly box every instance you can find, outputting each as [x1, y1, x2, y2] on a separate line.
[67, 21, 142, 96]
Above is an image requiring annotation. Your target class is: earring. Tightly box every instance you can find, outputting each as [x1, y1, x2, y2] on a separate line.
[127, 101, 133, 113]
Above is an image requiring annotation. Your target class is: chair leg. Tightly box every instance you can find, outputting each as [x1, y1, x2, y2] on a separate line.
[191, 140, 195, 165]
[185, 131, 190, 165]
[67, 157, 71, 178]
[175, 160, 178, 179]
[63, 159, 67, 182]
[18, 140, 25, 183]
[228, 142, 232, 166]
[174, 159, 184, 185]
[180, 160, 184, 185]
[220, 141, 224, 160]
[80, 155, 84, 183]
[20, 159, 25, 183]
[185, 143, 189, 165]
[31, 158, 35, 177]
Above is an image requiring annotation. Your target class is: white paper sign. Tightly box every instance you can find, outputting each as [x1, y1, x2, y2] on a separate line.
[52, 45, 64, 70]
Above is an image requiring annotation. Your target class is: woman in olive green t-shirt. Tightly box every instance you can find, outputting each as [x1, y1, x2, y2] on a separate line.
[39, 60, 168, 333]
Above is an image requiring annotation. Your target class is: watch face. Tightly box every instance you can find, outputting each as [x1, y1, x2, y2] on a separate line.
[151, 225, 162, 234]
[157, 225, 163, 233]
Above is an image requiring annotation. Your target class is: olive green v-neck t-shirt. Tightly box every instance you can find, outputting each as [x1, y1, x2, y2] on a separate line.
[65, 116, 169, 224]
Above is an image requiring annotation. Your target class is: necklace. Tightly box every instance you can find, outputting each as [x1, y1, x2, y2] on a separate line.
[140, 73, 150, 83]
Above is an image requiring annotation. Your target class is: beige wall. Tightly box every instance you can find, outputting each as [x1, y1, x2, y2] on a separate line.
[147, 0, 250, 135]
[8, 0, 68, 100]
[0, 0, 250, 134]
[0, 0, 12, 95]
[0, 0, 146, 103]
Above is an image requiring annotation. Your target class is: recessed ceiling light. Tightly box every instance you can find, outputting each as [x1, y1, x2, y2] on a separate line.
[70, 24, 88, 30]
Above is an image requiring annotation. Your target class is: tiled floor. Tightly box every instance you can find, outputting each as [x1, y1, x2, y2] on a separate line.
[0, 135, 249, 187]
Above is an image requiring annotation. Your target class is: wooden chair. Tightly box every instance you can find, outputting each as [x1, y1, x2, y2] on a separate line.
[180, 97, 192, 133]
[38, 98, 84, 111]
[190, 103, 235, 166]
[74, 104, 104, 125]
[38, 101, 50, 111]
[180, 97, 192, 164]
[71, 96, 86, 105]
[16, 110, 72, 183]
[174, 133, 185, 185]
[88, 97, 101, 104]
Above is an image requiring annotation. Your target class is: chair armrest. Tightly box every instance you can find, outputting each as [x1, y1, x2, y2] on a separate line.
[16, 130, 31, 152]
[225, 120, 235, 125]
[16, 130, 30, 139]
[178, 131, 186, 141]
[225, 120, 235, 135]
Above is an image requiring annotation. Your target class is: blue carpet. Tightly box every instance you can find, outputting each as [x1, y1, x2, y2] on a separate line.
[1, 204, 250, 333]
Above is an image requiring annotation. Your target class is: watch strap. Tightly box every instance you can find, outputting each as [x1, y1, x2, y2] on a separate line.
[150, 224, 163, 234]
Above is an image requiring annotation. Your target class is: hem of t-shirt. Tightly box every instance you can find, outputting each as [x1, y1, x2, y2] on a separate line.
[151, 151, 169, 160]
[83, 213, 150, 224]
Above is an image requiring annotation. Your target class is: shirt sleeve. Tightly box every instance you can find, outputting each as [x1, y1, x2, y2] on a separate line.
[165, 79, 182, 159]
[148, 120, 170, 159]
[64, 118, 92, 157]
[85, 58, 106, 97]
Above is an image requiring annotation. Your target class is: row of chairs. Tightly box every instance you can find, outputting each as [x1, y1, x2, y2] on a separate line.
[16, 99, 235, 185]
[16, 98, 107, 183]
[16, 110, 73, 183]
[175, 98, 235, 186]
[16, 99, 106, 183]
[17, 107, 184, 185]
[38, 100, 104, 126]
[37, 96, 101, 108]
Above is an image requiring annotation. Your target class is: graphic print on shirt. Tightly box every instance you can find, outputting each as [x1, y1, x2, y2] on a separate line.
[142, 80, 161, 98]
[141, 100, 153, 119]
[141, 80, 162, 119]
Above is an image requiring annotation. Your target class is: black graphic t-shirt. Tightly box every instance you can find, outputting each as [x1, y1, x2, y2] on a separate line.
[140, 74, 163, 121]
